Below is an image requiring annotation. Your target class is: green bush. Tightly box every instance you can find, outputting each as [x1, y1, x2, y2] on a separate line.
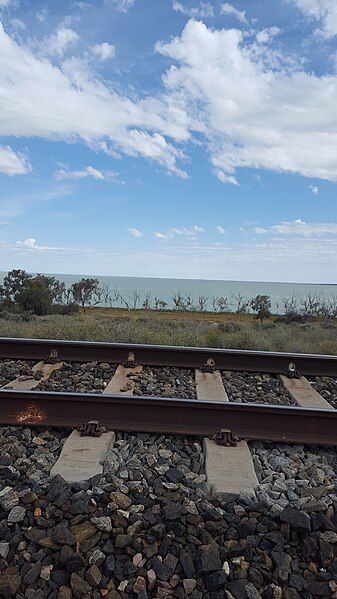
[16, 280, 53, 315]
[51, 303, 80, 315]
[250, 295, 272, 322]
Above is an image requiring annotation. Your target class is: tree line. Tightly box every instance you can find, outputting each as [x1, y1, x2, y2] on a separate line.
[0, 269, 336, 323]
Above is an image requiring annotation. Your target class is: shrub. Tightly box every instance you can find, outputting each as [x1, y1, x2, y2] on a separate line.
[71, 278, 102, 308]
[218, 322, 241, 333]
[250, 295, 272, 322]
[2, 269, 32, 303]
[51, 303, 80, 315]
[16, 279, 53, 315]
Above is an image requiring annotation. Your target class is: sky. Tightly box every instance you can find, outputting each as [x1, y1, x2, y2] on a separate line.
[0, 0, 337, 283]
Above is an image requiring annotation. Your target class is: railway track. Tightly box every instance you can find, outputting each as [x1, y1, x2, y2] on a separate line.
[1, 337, 337, 598]
[0, 337, 336, 446]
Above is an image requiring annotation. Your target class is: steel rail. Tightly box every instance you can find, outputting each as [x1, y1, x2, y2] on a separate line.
[0, 388, 336, 445]
[0, 337, 337, 376]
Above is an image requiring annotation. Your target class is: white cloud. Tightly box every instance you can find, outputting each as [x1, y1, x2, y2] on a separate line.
[309, 184, 319, 194]
[4, 17, 337, 186]
[36, 8, 48, 23]
[155, 225, 205, 240]
[157, 19, 337, 182]
[11, 18, 25, 30]
[107, 0, 135, 13]
[172, 2, 214, 18]
[220, 3, 247, 24]
[55, 165, 105, 180]
[254, 227, 268, 234]
[255, 219, 337, 236]
[171, 225, 205, 235]
[256, 27, 281, 44]
[127, 227, 143, 238]
[287, 0, 337, 39]
[0, 0, 13, 7]
[43, 25, 79, 57]
[216, 225, 226, 234]
[0, 23, 187, 177]
[90, 42, 115, 61]
[216, 171, 239, 186]
[16, 238, 37, 249]
[0, 145, 31, 175]
[15, 238, 67, 251]
[72, 2, 92, 9]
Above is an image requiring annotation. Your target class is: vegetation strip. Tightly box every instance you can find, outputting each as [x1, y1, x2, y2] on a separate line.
[2, 268, 337, 319]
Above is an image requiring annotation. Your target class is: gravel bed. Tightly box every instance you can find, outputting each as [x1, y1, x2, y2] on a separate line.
[222, 371, 296, 405]
[132, 367, 197, 399]
[37, 361, 117, 393]
[0, 426, 70, 486]
[0, 426, 337, 597]
[0, 359, 38, 387]
[251, 442, 337, 511]
[308, 376, 337, 408]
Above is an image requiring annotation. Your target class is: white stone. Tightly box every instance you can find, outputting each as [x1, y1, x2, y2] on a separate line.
[8, 505, 26, 523]
[0, 542, 9, 560]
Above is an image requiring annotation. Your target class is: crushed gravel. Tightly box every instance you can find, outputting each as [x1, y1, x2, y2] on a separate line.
[221, 371, 297, 405]
[0, 426, 337, 598]
[131, 367, 197, 399]
[0, 359, 38, 387]
[36, 361, 117, 393]
[308, 376, 337, 408]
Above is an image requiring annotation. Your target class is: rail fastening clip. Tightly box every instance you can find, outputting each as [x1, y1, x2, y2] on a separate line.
[214, 429, 240, 447]
[78, 420, 107, 437]
[286, 362, 300, 379]
[123, 352, 138, 368]
[200, 358, 216, 373]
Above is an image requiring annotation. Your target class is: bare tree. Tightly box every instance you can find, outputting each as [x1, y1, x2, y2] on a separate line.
[197, 294, 208, 312]
[216, 297, 228, 312]
[185, 292, 195, 311]
[282, 295, 300, 321]
[154, 296, 167, 310]
[172, 291, 185, 310]
[130, 289, 140, 309]
[233, 292, 249, 314]
[300, 293, 321, 317]
[142, 292, 152, 310]
[107, 286, 121, 307]
[211, 297, 219, 312]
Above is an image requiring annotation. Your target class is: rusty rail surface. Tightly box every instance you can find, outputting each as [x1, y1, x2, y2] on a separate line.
[0, 388, 336, 445]
[1, 337, 337, 376]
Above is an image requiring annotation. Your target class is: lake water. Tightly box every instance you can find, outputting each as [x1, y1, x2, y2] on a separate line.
[1, 272, 336, 313]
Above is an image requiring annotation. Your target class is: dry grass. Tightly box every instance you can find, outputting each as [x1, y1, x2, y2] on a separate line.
[0, 308, 336, 355]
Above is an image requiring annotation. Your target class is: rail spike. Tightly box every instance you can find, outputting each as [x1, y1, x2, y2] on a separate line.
[200, 358, 216, 373]
[124, 352, 138, 368]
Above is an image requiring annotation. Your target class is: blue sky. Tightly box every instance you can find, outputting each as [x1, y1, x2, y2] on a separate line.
[0, 0, 337, 282]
